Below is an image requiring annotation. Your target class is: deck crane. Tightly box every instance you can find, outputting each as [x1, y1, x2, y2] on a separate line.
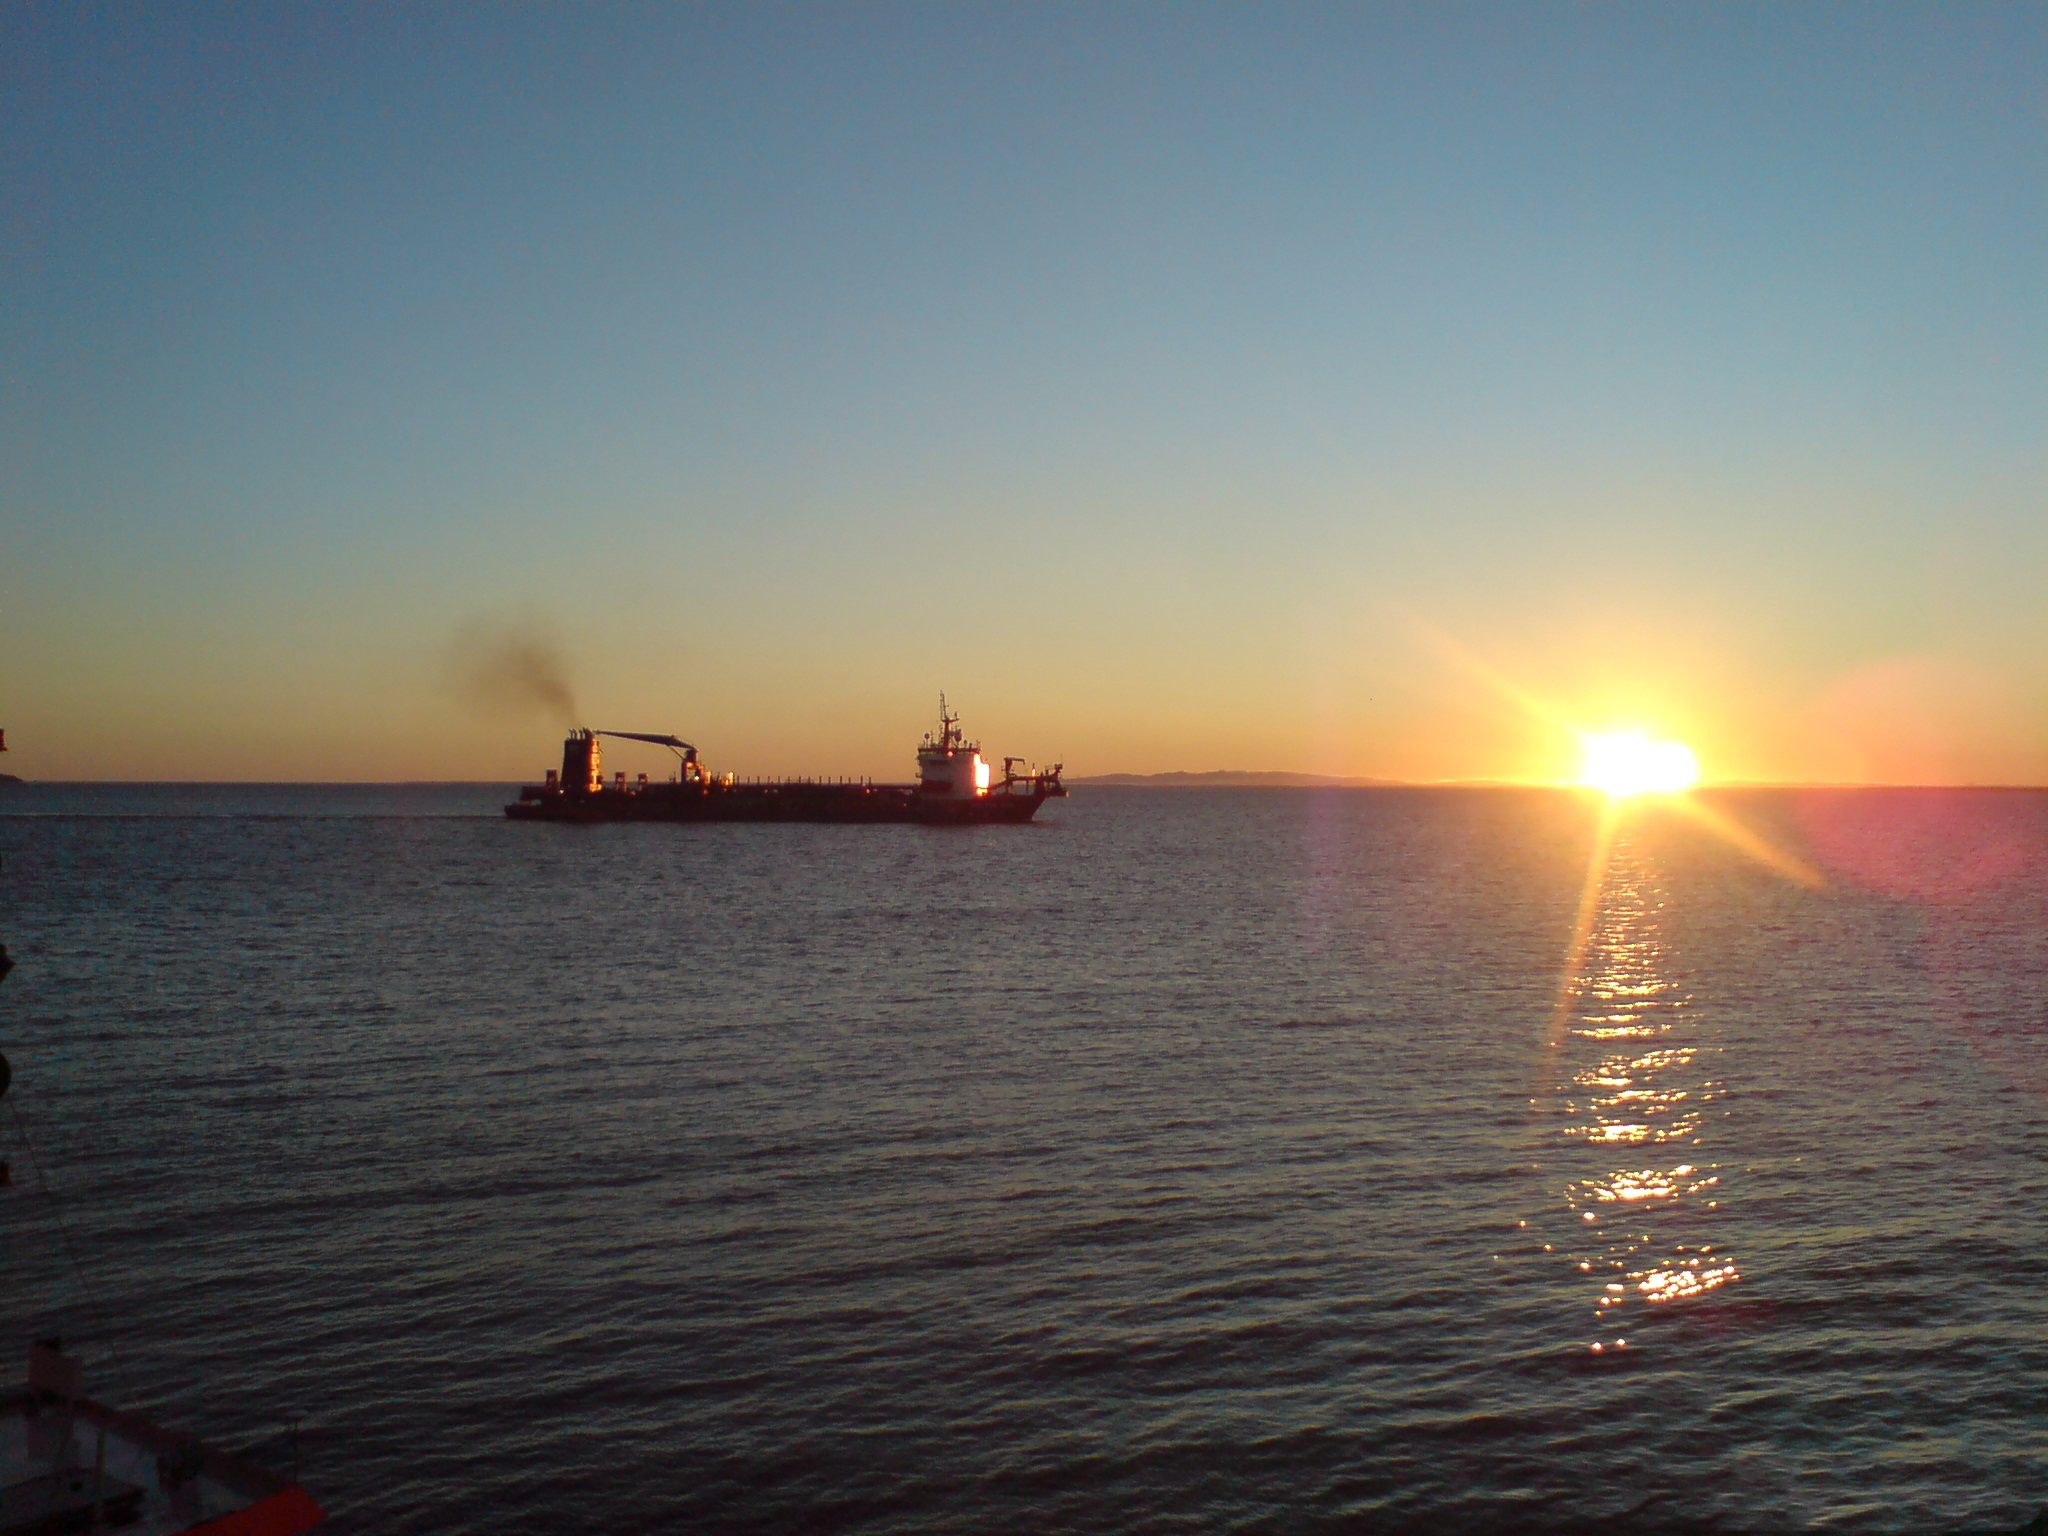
[555, 729, 707, 788]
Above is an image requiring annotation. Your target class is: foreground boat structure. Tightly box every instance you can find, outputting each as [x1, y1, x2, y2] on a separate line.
[506, 699, 1065, 825]
[2, 853, 324, 1536]
[0, 1343, 323, 1536]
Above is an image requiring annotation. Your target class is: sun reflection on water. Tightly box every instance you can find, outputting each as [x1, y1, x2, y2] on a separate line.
[1535, 823, 1741, 1348]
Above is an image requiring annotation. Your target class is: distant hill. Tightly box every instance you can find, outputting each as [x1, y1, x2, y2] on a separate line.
[1068, 770, 1408, 787]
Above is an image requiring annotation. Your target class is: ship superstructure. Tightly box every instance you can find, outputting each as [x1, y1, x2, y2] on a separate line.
[915, 698, 991, 801]
[505, 698, 1063, 825]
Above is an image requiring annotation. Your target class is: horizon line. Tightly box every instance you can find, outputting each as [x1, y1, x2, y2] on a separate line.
[6, 776, 2048, 792]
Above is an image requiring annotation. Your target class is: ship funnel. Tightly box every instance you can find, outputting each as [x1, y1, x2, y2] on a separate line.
[560, 729, 601, 792]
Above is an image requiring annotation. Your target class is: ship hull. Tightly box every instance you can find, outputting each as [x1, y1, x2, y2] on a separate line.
[505, 781, 1058, 825]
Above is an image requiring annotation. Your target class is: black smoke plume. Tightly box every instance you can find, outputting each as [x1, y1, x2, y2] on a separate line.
[448, 615, 579, 724]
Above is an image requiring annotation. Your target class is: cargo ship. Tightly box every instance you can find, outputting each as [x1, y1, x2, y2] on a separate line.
[505, 699, 1065, 825]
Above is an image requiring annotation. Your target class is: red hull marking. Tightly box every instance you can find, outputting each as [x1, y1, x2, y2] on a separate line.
[185, 1485, 326, 1536]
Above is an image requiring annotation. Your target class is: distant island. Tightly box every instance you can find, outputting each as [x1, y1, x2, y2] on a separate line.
[1068, 770, 1408, 787]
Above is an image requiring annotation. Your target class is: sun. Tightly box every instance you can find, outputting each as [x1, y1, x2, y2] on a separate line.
[1575, 729, 1700, 798]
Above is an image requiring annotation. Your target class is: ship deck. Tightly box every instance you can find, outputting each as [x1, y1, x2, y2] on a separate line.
[506, 777, 1059, 824]
[1, 1388, 321, 1536]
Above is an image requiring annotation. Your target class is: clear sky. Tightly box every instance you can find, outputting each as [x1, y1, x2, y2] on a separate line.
[5, 2, 2044, 782]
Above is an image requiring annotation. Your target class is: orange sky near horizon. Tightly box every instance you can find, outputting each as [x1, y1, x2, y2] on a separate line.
[7, 605, 2043, 786]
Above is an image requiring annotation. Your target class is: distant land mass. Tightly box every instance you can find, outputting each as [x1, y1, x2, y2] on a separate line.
[1069, 774, 2048, 791]
[1069, 770, 1409, 787]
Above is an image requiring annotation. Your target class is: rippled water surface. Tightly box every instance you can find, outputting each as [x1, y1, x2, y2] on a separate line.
[3, 784, 2046, 1531]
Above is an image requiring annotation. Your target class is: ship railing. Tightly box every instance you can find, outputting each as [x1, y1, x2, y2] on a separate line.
[727, 776, 881, 788]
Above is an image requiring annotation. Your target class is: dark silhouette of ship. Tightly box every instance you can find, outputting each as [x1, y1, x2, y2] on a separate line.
[505, 698, 1065, 825]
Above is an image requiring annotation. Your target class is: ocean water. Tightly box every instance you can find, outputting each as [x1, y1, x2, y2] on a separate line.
[2, 783, 2045, 1532]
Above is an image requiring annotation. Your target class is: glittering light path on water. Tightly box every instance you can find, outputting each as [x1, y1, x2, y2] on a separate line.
[1538, 822, 1739, 1351]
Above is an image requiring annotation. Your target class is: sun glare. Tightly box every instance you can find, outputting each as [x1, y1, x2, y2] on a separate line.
[1576, 730, 1700, 798]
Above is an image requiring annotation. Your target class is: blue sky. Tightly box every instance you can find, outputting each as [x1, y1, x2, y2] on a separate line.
[5, 3, 2044, 780]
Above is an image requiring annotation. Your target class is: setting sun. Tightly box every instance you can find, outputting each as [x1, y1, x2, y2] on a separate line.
[1576, 730, 1700, 797]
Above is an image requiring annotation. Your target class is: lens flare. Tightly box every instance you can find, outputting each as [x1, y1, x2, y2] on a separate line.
[1576, 730, 1699, 798]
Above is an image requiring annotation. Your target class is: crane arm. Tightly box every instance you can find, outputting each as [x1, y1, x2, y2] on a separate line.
[594, 731, 696, 753]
